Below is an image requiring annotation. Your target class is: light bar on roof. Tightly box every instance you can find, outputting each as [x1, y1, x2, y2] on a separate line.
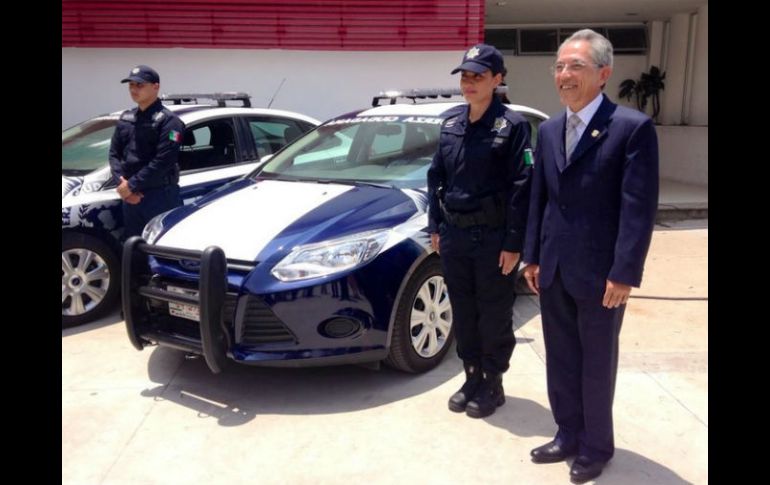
[371, 86, 509, 107]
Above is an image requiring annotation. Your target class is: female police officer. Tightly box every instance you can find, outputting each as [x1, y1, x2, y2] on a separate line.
[427, 44, 532, 418]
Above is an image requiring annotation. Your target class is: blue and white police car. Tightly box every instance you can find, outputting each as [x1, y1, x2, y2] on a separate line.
[124, 89, 548, 374]
[62, 93, 320, 327]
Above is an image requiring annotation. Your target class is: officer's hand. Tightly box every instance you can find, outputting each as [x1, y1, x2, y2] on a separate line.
[430, 233, 440, 254]
[117, 176, 132, 199]
[603, 280, 631, 308]
[125, 193, 143, 205]
[499, 251, 519, 276]
[523, 264, 540, 295]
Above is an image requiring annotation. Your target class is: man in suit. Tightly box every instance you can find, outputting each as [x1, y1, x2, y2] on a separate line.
[522, 29, 658, 483]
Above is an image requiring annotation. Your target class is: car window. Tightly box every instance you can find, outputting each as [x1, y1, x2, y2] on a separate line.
[257, 116, 443, 189]
[371, 124, 404, 157]
[62, 117, 118, 174]
[178, 118, 238, 172]
[294, 129, 356, 166]
[247, 118, 307, 159]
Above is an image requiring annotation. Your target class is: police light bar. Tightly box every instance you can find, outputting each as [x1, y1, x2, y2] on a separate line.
[371, 86, 508, 107]
[161, 92, 252, 107]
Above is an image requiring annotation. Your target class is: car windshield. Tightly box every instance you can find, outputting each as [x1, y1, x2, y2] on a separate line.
[254, 115, 443, 189]
[62, 117, 118, 175]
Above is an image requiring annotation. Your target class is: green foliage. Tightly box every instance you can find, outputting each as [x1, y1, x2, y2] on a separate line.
[619, 66, 666, 120]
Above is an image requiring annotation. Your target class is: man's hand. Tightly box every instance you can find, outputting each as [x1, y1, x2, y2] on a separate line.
[524, 264, 540, 294]
[430, 233, 440, 254]
[117, 176, 132, 199]
[125, 193, 143, 205]
[603, 280, 631, 308]
[117, 176, 143, 203]
[499, 251, 520, 276]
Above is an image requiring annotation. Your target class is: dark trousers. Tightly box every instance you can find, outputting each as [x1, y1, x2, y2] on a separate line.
[122, 184, 182, 239]
[540, 266, 625, 462]
[439, 223, 517, 374]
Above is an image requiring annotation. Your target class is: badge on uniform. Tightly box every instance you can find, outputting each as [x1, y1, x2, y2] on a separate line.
[492, 117, 508, 133]
[523, 148, 534, 166]
[169, 130, 182, 143]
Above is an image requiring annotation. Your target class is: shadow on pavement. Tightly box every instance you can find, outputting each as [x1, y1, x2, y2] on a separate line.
[140, 343, 461, 425]
[134, 293, 546, 426]
[594, 448, 694, 485]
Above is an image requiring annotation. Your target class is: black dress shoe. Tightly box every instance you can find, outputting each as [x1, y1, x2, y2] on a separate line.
[530, 439, 578, 463]
[569, 455, 607, 483]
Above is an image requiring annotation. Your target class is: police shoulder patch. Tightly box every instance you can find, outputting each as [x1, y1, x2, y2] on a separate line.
[169, 130, 182, 143]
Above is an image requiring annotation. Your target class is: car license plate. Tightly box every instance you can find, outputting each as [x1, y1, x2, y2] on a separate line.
[167, 285, 200, 322]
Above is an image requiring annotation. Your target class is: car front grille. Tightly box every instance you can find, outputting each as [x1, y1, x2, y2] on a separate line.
[237, 295, 296, 345]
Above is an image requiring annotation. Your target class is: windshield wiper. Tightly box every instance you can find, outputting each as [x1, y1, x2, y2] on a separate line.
[316, 179, 393, 189]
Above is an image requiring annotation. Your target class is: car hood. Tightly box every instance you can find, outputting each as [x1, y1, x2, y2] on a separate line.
[62, 176, 82, 198]
[62, 166, 113, 201]
[156, 179, 422, 262]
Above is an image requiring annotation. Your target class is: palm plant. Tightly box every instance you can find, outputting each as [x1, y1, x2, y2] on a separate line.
[619, 66, 666, 121]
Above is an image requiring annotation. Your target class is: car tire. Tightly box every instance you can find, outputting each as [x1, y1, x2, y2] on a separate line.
[62, 232, 120, 328]
[385, 258, 453, 373]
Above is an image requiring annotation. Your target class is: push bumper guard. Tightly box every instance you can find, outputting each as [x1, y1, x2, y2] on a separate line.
[122, 236, 229, 373]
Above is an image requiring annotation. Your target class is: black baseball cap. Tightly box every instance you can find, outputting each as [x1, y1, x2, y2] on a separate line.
[451, 44, 506, 76]
[121, 65, 160, 84]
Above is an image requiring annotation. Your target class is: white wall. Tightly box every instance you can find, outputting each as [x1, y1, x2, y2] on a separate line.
[62, 48, 464, 129]
[657, 126, 707, 186]
[502, 54, 647, 117]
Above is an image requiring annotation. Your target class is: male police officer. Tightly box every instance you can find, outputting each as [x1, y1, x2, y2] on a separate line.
[109, 65, 184, 238]
[427, 44, 532, 418]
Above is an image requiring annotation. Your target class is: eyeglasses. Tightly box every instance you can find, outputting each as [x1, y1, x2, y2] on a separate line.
[550, 61, 602, 75]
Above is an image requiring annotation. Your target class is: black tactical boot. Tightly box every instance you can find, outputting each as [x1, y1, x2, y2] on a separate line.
[448, 362, 483, 413]
[465, 371, 505, 418]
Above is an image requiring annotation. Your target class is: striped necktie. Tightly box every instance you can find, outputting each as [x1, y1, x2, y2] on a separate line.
[565, 114, 581, 159]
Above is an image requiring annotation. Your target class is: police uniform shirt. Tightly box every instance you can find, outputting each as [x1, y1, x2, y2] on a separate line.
[109, 98, 184, 193]
[427, 96, 532, 251]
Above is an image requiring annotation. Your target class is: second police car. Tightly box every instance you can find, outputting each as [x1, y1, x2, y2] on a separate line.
[62, 93, 321, 327]
[124, 89, 548, 374]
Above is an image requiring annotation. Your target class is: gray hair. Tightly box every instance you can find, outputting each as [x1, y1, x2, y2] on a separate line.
[558, 29, 614, 68]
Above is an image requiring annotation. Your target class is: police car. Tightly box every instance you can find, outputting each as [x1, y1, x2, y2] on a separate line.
[62, 93, 321, 327]
[124, 88, 548, 374]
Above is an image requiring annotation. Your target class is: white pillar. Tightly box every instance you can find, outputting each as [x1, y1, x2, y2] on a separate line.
[647, 20, 665, 71]
[659, 13, 690, 125]
[688, 5, 708, 126]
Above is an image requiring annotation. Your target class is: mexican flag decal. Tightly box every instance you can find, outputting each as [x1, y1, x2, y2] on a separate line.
[169, 130, 182, 143]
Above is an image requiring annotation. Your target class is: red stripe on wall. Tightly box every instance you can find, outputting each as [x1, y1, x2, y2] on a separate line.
[62, 0, 484, 50]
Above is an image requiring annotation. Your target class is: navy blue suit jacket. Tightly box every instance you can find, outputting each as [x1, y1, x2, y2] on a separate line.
[523, 95, 659, 298]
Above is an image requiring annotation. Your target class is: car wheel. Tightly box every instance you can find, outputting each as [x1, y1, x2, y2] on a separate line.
[62, 232, 120, 328]
[385, 258, 453, 373]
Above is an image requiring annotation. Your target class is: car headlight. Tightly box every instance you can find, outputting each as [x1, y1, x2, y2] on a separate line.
[271, 229, 390, 282]
[141, 209, 174, 244]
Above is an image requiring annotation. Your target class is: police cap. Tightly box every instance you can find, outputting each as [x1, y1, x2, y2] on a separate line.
[121, 65, 160, 84]
[451, 44, 506, 76]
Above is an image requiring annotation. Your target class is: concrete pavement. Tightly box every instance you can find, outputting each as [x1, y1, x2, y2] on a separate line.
[62, 219, 707, 485]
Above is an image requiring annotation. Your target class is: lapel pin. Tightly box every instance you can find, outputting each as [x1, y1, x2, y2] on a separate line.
[591, 129, 600, 138]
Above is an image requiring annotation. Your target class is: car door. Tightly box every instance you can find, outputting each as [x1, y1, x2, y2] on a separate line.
[177, 116, 253, 203]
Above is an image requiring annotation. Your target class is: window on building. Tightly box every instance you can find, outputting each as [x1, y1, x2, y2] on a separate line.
[484, 29, 517, 54]
[485, 25, 647, 56]
[519, 29, 558, 55]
